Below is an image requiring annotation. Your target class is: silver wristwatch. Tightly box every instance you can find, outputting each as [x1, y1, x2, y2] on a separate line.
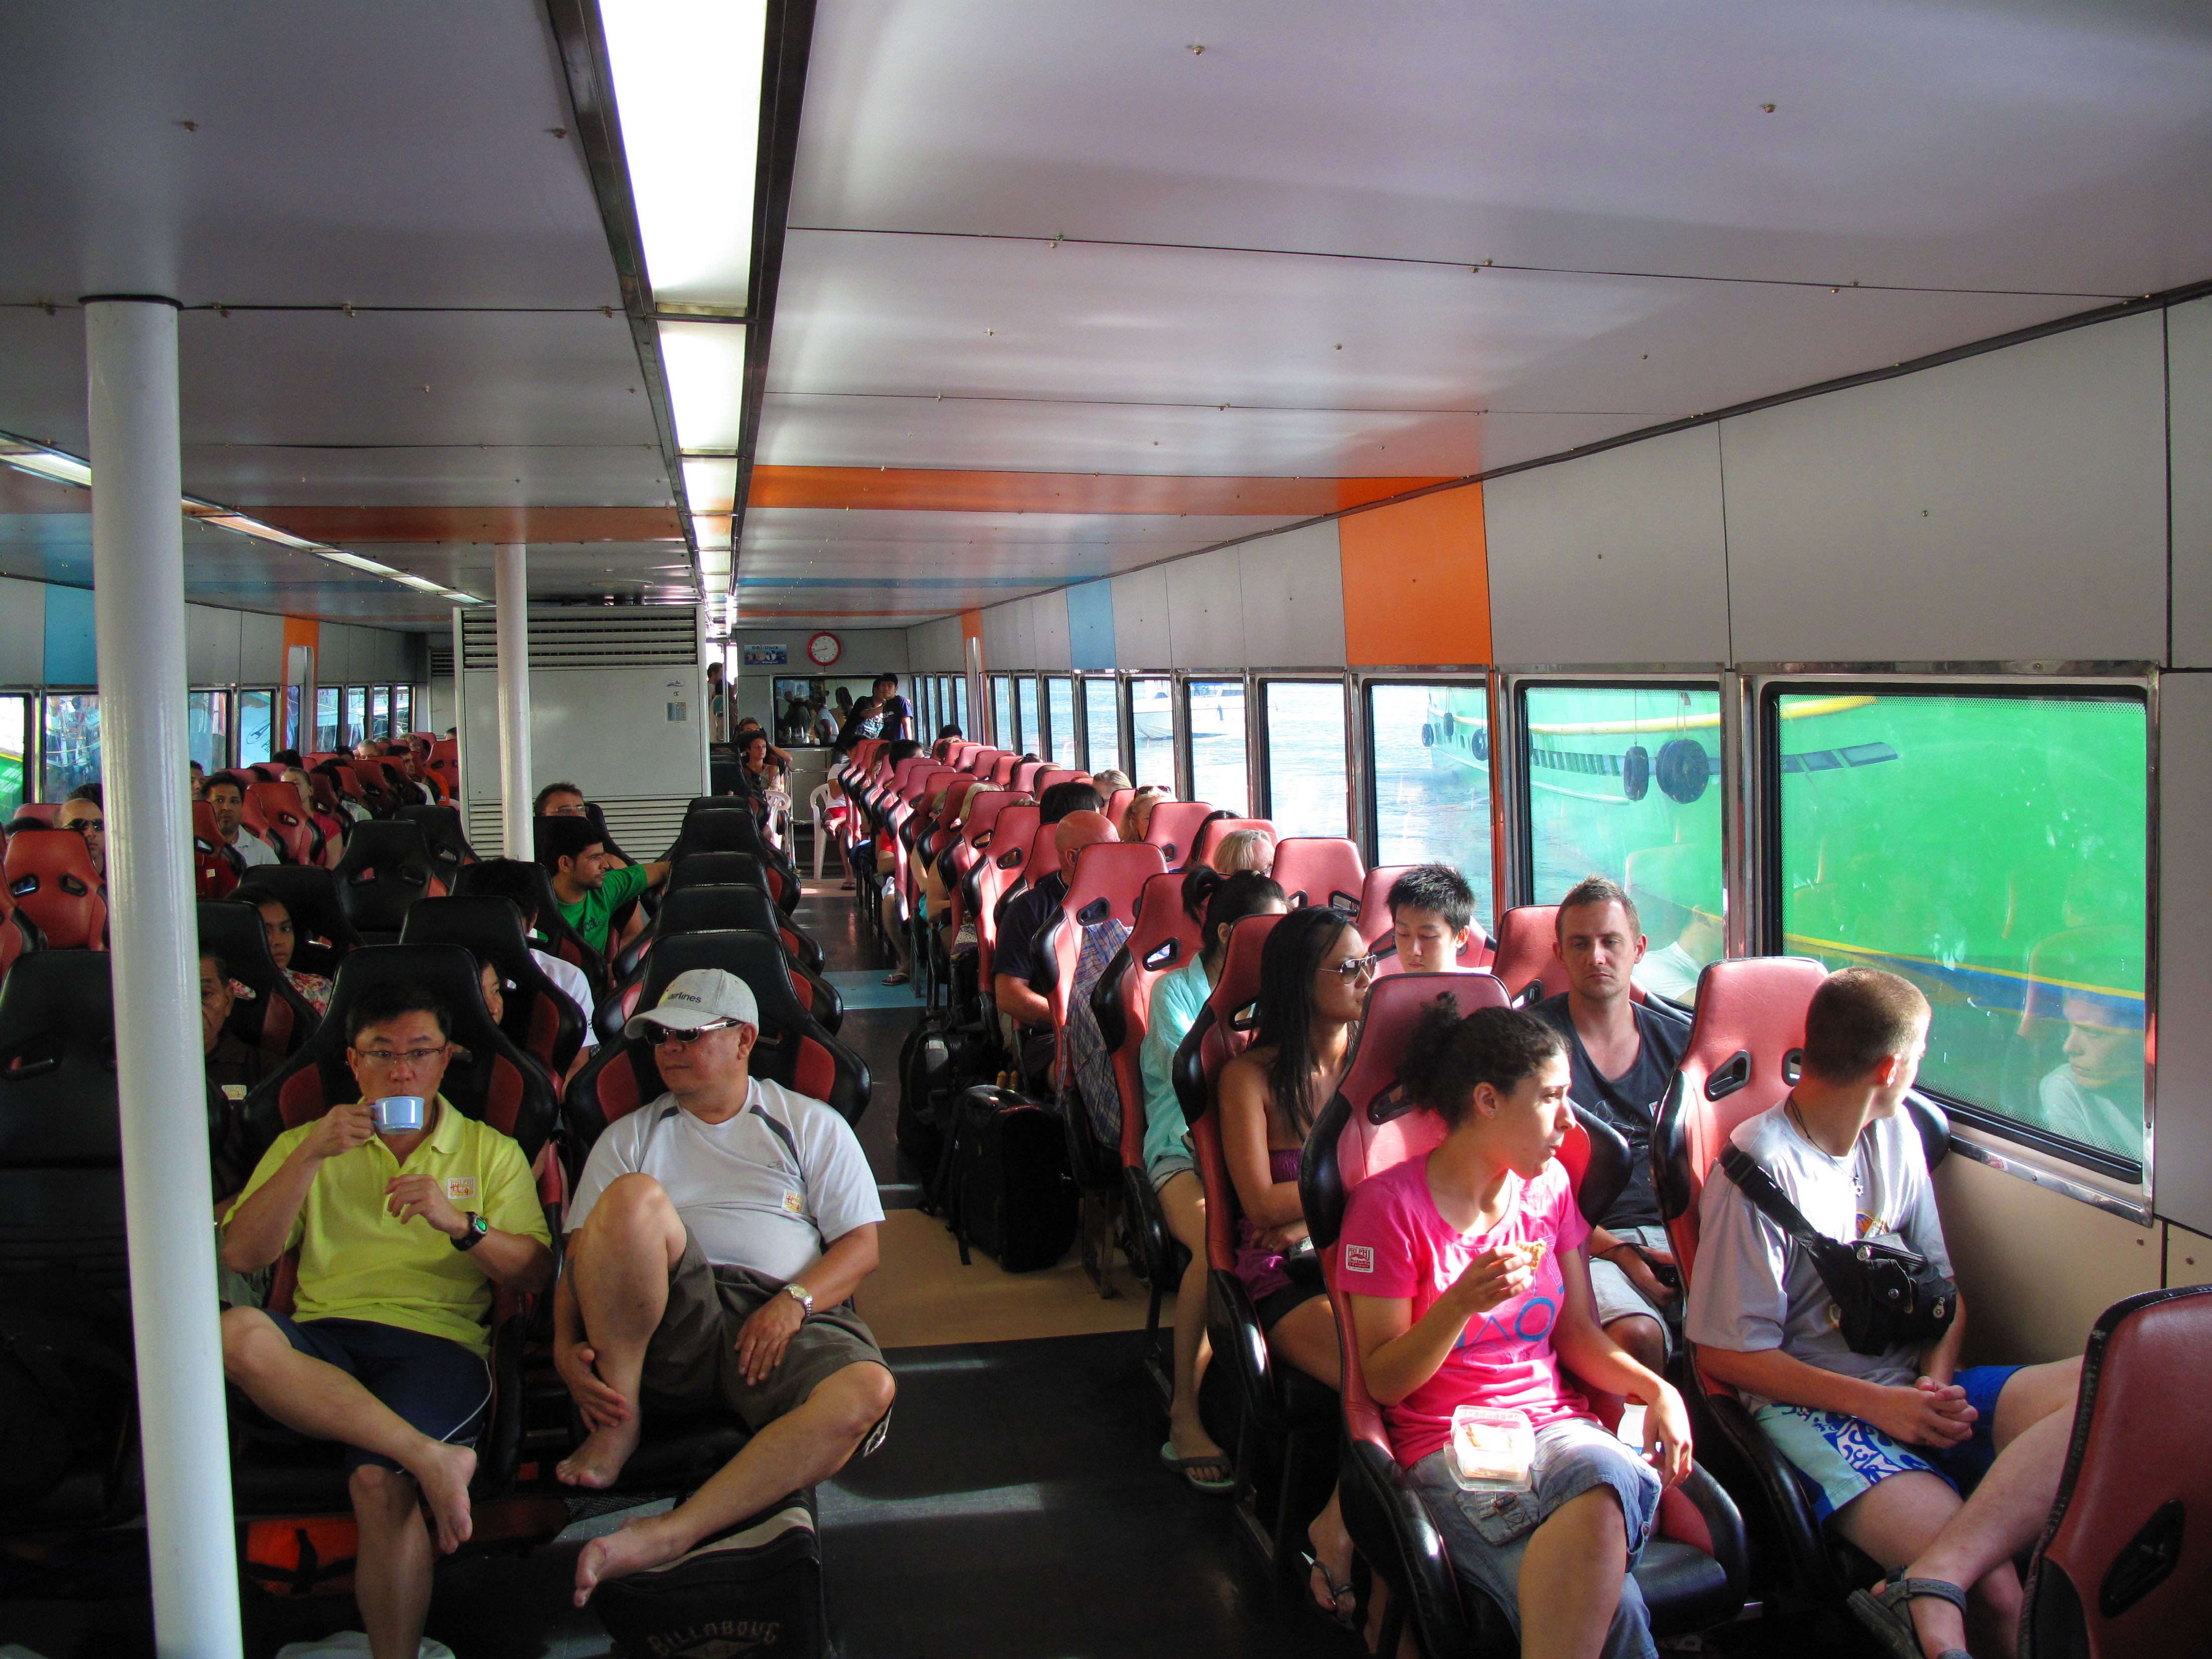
[782, 1282, 814, 1318]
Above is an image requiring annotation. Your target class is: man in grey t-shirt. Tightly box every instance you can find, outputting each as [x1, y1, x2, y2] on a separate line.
[552, 969, 894, 1608]
[1685, 968, 2082, 1659]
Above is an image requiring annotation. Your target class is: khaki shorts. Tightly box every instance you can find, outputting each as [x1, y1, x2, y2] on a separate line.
[643, 1233, 888, 1432]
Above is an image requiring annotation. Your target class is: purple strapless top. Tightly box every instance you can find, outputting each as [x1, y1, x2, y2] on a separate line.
[1232, 1147, 1306, 1303]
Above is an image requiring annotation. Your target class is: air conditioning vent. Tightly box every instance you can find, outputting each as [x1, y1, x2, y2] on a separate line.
[461, 606, 698, 672]
[427, 639, 455, 678]
[464, 794, 691, 860]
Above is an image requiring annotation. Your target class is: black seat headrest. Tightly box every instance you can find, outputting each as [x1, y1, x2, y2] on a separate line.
[0, 952, 117, 1166]
[669, 852, 771, 893]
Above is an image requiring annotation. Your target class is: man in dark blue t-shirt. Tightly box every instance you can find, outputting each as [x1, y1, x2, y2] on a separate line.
[992, 786, 1110, 1091]
[1532, 874, 1690, 1373]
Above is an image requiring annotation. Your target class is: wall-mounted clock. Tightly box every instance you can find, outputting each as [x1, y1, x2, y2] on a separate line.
[807, 631, 843, 667]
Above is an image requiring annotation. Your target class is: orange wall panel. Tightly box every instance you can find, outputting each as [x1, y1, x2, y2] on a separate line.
[1338, 483, 1491, 666]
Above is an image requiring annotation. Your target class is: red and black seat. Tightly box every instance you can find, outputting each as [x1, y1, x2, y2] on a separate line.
[1487, 903, 1563, 1003]
[198, 899, 322, 1065]
[245, 778, 320, 865]
[599, 884, 843, 1046]
[397, 803, 476, 890]
[5, 825, 107, 949]
[1358, 864, 1494, 967]
[1102, 785, 1136, 828]
[665, 807, 801, 913]
[331, 819, 445, 943]
[248, 863, 367, 981]
[455, 861, 606, 1003]
[2019, 1284, 2212, 1658]
[1302, 969, 1747, 1653]
[1192, 815, 1276, 870]
[400, 896, 587, 1078]
[1653, 955, 1948, 1605]
[1272, 838, 1365, 917]
[1142, 800, 1218, 873]
[193, 799, 244, 899]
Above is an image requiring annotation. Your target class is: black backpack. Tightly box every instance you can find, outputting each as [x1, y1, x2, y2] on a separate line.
[0, 1267, 134, 1504]
[896, 1013, 994, 1198]
[937, 1085, 1079, 1272]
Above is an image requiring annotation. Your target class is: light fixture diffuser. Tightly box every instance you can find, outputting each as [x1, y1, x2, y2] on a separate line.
[659, 320, 748, 451]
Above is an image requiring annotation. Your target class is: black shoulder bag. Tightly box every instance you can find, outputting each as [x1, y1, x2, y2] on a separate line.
[1719, 1143, 1957, 1357]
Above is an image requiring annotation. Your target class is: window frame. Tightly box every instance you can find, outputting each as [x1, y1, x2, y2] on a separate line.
[1354, 671, 1493, 907]
[1078, 672, 1125, 776]
[1180, 673, 1254, 815]
[1125, 672, 1179, 793]
[989, 673, 1016, 750]
[1042, 674, 1075, 767]
[1257, 675, 1354, 841]
[1016, 675, 1042, 758]
[1755, 670, 2156, 1208]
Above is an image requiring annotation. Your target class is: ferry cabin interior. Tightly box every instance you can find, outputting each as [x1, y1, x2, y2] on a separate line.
[2, 1, 2210, 1655]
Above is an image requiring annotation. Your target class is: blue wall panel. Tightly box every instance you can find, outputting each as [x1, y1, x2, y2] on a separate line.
[43, 583, 95, 685]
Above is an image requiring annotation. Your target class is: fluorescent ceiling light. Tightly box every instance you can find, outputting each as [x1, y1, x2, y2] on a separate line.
[659, 320, 747, 451]
[184, 503, 327, 551]
[444, 591, 486, 605]
[682, 456, 739, 514]
[319, 550, 398, 576]
[389, 573, 449, 594]
[0, 443, 94, 487]
[600, 0, 766, 309]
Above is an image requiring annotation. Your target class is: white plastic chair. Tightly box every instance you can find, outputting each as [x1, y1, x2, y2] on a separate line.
[808, 784, 842, 879]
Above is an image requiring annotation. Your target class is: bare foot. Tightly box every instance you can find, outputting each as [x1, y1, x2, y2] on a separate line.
[556, 1417, 643, 1490]
[408, 1441, 477, 1554]
[573, 1512, 688, 1606]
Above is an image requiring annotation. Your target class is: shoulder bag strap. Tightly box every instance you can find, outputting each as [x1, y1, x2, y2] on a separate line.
[1718, 1143, 1835, 1259]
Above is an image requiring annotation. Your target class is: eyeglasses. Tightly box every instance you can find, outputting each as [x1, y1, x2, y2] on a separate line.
[355, 1045, 449, 1066]
[643, 1017, 745, 1047]
[1327, 954, 1381, 983]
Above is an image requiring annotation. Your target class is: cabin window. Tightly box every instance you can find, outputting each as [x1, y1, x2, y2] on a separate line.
[1130, 676, 1175, 789]
[1519, 682, 1722, 1005]
[1044, 676, 1075, 766]
[188, 690, 230, 774]
[1262, 680, 1348, 839]
[1185, 678, 1249, 814]
[393, 685, 413, 737]
[990, 675, 1015, 749]
[235, 690, 275, 769]
[344, 686, 367, 748]
[1016, 677, 1041, 757]
[951, 674, 969, 735]
[0, 696, 31, 817]
[369, 686, 391, 741]
[313, 687, 340, 753]
[1082, 676, 1123, 775]
[1767, 686, 2148, 1177]
[1367, 681, 1495, 932]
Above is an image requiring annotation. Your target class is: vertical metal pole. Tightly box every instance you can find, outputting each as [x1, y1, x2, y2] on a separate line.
[493, 543, 531, 858]
[85, 295, 244, 1658]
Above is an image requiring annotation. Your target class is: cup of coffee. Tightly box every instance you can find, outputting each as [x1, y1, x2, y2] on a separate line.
[371, 1094, 426, 1134]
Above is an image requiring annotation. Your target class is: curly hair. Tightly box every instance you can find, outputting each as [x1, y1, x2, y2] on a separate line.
[1400, 1001, 1567, 1128]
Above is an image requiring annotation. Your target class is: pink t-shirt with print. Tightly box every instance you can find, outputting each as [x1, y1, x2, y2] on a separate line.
[1336, 1154, 1594, 1467]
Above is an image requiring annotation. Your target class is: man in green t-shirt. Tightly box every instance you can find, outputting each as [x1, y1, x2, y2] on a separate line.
[537, 813, 670, 957]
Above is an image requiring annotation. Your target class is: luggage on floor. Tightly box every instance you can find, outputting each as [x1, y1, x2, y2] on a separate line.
[939, 1084, 1079, 1272]
[591, 1490, 824, 1659]
[896, 1013, 992, 1194]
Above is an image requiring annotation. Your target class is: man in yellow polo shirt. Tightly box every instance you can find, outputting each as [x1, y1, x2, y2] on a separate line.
[220, 982, 553, 1659]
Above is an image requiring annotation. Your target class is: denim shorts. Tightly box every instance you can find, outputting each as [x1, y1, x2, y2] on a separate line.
[1412, 1416, 1663, 1659]
[1755, 1363, 2021, 1524]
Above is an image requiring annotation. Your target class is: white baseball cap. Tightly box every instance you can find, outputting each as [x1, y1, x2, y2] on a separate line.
[624, 967, 759, 1039]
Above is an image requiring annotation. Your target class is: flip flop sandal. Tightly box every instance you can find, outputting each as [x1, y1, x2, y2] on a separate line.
[882, 970, 911, 985]
[1157, 1439, 1235, 1495]
[1848, 1577, 1973, 1659]
[1297, 1548, 1358, 1630]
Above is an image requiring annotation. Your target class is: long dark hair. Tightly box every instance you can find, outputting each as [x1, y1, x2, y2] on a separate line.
[1182, 867, 1285, 967]
[1250, 905, 1360, 1136]
[1400, 1002, 1566, 1127]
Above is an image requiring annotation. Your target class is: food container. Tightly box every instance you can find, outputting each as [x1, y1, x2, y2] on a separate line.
[1448, 1404, 1535, 1493]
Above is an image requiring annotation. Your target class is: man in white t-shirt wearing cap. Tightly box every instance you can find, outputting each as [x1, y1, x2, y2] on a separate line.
[551, 968, 893, 1605]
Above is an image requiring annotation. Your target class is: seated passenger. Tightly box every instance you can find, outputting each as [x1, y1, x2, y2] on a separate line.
[535, 815, 670, 961]
[1684, 968, 2083, 1659]
[1217, 905, 1377, 1620]
[1091, 768, 1132, 793]
[1209, 828, 1275, 876]
[551, 971, 894, 1604]
[1342, 1003, 1692, 1659]
[1385, 863, 1477, 974]
[233, 882, 336, 1017]
[201, 948, 262, 1214]
[733, 717, 793, 772]
[205, 770, 279, 868]
[462, 859, 601, 1065]
[59, 782, 104, 883]
[737, 732, 787, 807]
[1632, 904, 1723, 1007]
[190, 758, 206, 799]
[218, 984, 555, 1659]
[1531, 878, 1688, 1374]
[1120, 784, 1171, 844]
[535, 780, 590, 820]
[2037, 993, 2143, 1158]
[1138, 868, 1286, 1494]
[871, 673, 913, 743]
[991, 784, 1111, 1086]
[848, 736, 922, 893]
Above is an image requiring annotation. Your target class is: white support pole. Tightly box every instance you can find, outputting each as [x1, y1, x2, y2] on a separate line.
[494, 542, 532, 858]
[85, 296, 244, 1658]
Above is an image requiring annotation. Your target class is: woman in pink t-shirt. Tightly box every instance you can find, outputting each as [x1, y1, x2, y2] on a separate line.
[1339, 1003, 1692, 1659]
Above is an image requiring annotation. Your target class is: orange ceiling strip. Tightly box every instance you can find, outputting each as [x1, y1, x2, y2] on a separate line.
[249, 505, 684, 543]
[747, 466, 1452, 516]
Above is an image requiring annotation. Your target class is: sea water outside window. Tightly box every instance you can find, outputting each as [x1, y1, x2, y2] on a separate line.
[0, 695, 30, 815]
[369, 687, 391, 741]
[1045, 677, 1075, 767]
[1083, 677, 1122, 775]
[314, 688, 340, 753]
[1263, 681, 1349, 839]
[951, 676, 969, 735]
[345, 686, 367, 748]
[1016, 678, 1041, 758]
[1186, 679, 1249, 814]
[187, 691, 229, 774]
[990, 676, 1015, 750]
[1130, 677, 1174, 788]
[1770, 687, 2148, 1175]
[237, 690, 274, 767]
[394, 685, 413, 735]
[1367, 681, 1495, 931]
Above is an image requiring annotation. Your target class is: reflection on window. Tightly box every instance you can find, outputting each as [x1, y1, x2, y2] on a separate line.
[1016, 678, 1040, 757]
[345, 687, 367, 747]
[394, 685, 412, 735]
[1186, 679, 1248, 813]
[1083, 678, 1122, 775]
[188, 691, 229, 773]
[283, 686, 303, 754]
[1045, 678, 1074, 766]
[315, 688, 340, 753]
[370, 687, 391, 740]
[952, 676, 969, 734]
[238, 690, 274, 767]
[1130, 677, 1174, 788]
[1522, 684, 1721, 1001]
[1775, 689, 2147, 1170]
[1264, 682, 1348, 839]
[1369, 683, 1494, 932]
[0, 696, 29, 816]
[991, 676, 1015, 749]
